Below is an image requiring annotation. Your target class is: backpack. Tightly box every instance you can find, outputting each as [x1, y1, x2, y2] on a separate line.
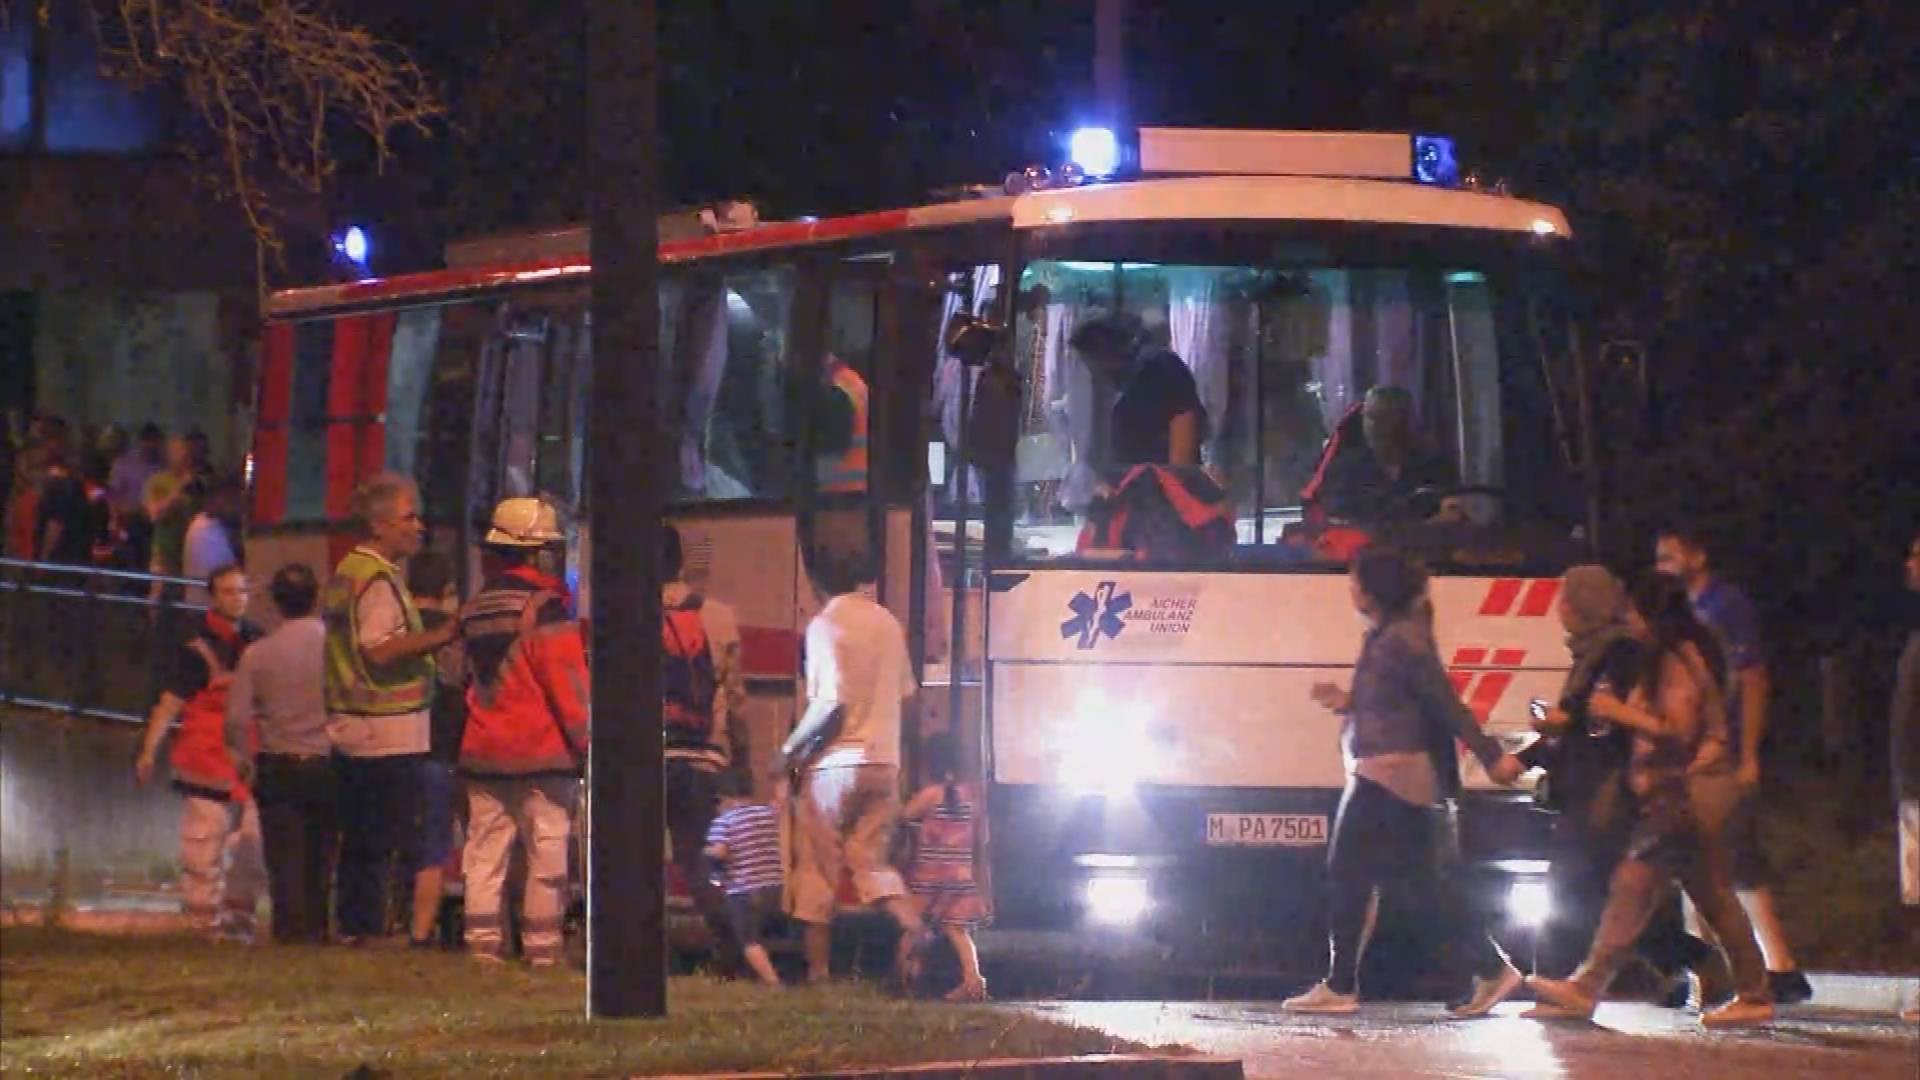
[662, 594, 718, 747]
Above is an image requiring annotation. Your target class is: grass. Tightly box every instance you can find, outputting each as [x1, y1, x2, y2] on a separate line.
[0, 930, 1158, 1079]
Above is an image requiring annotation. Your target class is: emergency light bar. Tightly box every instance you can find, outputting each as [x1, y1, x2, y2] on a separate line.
[1136, 128, 1458, 184]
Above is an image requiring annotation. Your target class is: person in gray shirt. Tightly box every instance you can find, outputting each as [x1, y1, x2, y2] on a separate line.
[226, 563, 335, 944]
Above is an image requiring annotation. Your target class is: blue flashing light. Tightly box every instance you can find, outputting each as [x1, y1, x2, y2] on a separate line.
[334, 225, 370, 266]
[1068, 126, 1121, 178]
[1413, 135, 1460, 187]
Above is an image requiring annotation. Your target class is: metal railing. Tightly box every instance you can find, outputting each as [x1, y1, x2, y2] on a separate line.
[0, 558, 209, 724]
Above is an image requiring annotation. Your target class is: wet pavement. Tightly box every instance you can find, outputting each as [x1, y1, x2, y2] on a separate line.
[1018, 999, 1920, 1079]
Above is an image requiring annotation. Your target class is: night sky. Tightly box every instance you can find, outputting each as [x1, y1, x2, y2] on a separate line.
[332, 1, 1380, 273]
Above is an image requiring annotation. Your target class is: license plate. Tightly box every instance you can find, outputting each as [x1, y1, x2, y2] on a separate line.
[1205, 813, 1329, 847]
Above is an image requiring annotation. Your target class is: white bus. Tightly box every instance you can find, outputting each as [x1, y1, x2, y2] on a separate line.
[253, 128, 1596, 973]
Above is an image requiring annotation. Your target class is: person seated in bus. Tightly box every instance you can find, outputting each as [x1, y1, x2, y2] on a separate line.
[813, 352, 869, 495]
[1312, 385, 1458, 525]
[1068, 314, 1206, 469]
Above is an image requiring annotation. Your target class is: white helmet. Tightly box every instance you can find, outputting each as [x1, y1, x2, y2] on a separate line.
[485, 496, 566, 548]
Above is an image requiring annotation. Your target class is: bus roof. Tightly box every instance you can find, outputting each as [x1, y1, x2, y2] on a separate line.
[266, 174, 1570, 321]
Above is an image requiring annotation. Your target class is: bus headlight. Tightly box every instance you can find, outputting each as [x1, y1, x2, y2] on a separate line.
[1506, 879, 1552, 928]
[1084, 875, 1151, 926]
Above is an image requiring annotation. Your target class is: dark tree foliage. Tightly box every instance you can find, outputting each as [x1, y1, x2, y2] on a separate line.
[1344, 0, 1920, 633]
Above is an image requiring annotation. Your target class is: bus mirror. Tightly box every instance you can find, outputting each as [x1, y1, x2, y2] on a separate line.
[1595, 340, 1651, 440]
[945, 312, 1005, 367]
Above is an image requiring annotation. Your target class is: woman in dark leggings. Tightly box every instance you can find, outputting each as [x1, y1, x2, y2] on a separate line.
[1284, 546, 1527, 1016]
[1527, 574, 1774, 1027]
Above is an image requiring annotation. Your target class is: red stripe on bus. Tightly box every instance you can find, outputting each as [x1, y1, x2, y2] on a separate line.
[1518, 578, 1561, 617]
[1490, 648, 1528, 668]
[1479, 579, 1523, 616]
[1467, 672, 1514, 724]
[252, 325, 294, 525]
[1448, 671, 1474, 695]
[739, 625, 800, 679]
[1451, 646, 1489, 666]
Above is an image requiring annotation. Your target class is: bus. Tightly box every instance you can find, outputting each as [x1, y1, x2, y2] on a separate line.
[252, 127, 1599, 976]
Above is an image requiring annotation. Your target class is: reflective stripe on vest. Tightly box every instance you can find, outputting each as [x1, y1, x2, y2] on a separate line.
[323, 549, 434, 716]
[816, 363, 869, 494]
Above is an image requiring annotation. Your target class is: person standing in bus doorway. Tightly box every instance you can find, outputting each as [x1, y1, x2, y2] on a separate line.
[144, 434, 200, 586]
[776, 544, 927, 985]
[135, 563, 268, 942]
[1285, 546, 1528, 1017]
[225, 563, 335, 945]
[1068, 313, 1205, 469]
[814, 353, 869, 495]
[457, 498, 589, 966]
[661, 522, 751, 977]
[323, 473, 457, 945]
[1654, 526, 1811, 1005]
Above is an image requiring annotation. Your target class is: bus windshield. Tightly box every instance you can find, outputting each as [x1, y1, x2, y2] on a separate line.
[997, 233, 1584, 573]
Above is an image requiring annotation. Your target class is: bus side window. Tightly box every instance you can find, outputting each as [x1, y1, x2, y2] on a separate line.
[665, 263, 796, 502]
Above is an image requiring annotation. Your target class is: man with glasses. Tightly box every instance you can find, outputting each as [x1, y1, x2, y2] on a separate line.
[323, 472, 458, 943]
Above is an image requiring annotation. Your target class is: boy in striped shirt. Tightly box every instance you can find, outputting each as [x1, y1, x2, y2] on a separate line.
[705, 775, 784, 987]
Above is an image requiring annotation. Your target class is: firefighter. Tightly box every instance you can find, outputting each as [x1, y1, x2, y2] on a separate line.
[457, 496, 590, 966]
[135, 563, 267, 941]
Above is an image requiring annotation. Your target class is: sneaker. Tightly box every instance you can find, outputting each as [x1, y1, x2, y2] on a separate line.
[944, 979, 989, 1003]
[1768, 970, 1813, 1006]
[1282, 982, 1359, 1014]
[1702, 998, 1775, 1028]
[1525, 976, 1597, 1019]
[468, 951, 505, 965]
[1448, 963, 1524, 1018]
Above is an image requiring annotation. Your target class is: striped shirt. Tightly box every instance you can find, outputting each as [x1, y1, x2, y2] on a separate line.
[706, 802, 782, 895]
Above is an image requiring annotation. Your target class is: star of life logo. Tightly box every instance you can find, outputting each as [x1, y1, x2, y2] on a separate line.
[1062, 581, 1131, 649]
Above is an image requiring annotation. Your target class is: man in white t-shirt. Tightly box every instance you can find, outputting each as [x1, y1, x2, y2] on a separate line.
[776, 545, 924, 984]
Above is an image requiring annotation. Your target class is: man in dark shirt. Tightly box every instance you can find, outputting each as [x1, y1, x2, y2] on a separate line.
[1070, 314, 1206, 467]
[34, 444, 105, 566]
[1319, 385, 1458, 524]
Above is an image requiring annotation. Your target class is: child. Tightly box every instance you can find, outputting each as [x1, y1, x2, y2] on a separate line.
[903, 733, 989, 1001]
[704, 772, 784, 987]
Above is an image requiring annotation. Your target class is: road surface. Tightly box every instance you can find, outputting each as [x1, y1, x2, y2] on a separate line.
[1020, 1000, 1919, 1079]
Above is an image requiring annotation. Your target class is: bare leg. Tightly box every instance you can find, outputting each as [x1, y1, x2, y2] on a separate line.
[410, 866, 444, 943]
[804, 922, 832, 983]
[944, 924, 986, 999]
[743, 943, 781, 987]
[1738, 888, 1798, 972]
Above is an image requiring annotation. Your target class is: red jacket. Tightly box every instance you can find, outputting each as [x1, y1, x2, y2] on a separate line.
[458, 566, 590, 776]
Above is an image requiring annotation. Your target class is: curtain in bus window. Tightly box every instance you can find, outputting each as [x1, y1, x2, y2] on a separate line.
[1300, 270, 1355, 429]
[467, 313, 508, 532]
[498, 318, 544, 500]
[677, 284, 727, 495]
[567, 314, 592, 512]
[1367, 271, 1421, 415]
[1165, 268, 1233, 464]
[383, 308, 443, 483]
[1447, 278, 1504, 486]
[1041, 300, 1099, 510]
[931, 265, 999, 499]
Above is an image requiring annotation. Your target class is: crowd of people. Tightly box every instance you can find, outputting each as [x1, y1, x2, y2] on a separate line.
[131, 470, 988, 998]
[1284, 529, 1920, 1026]
[4, 410, 244, 596]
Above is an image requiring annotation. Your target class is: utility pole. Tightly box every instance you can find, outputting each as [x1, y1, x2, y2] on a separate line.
[1094, 0, 1128, 129]
[586, 0, 665, 1018]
